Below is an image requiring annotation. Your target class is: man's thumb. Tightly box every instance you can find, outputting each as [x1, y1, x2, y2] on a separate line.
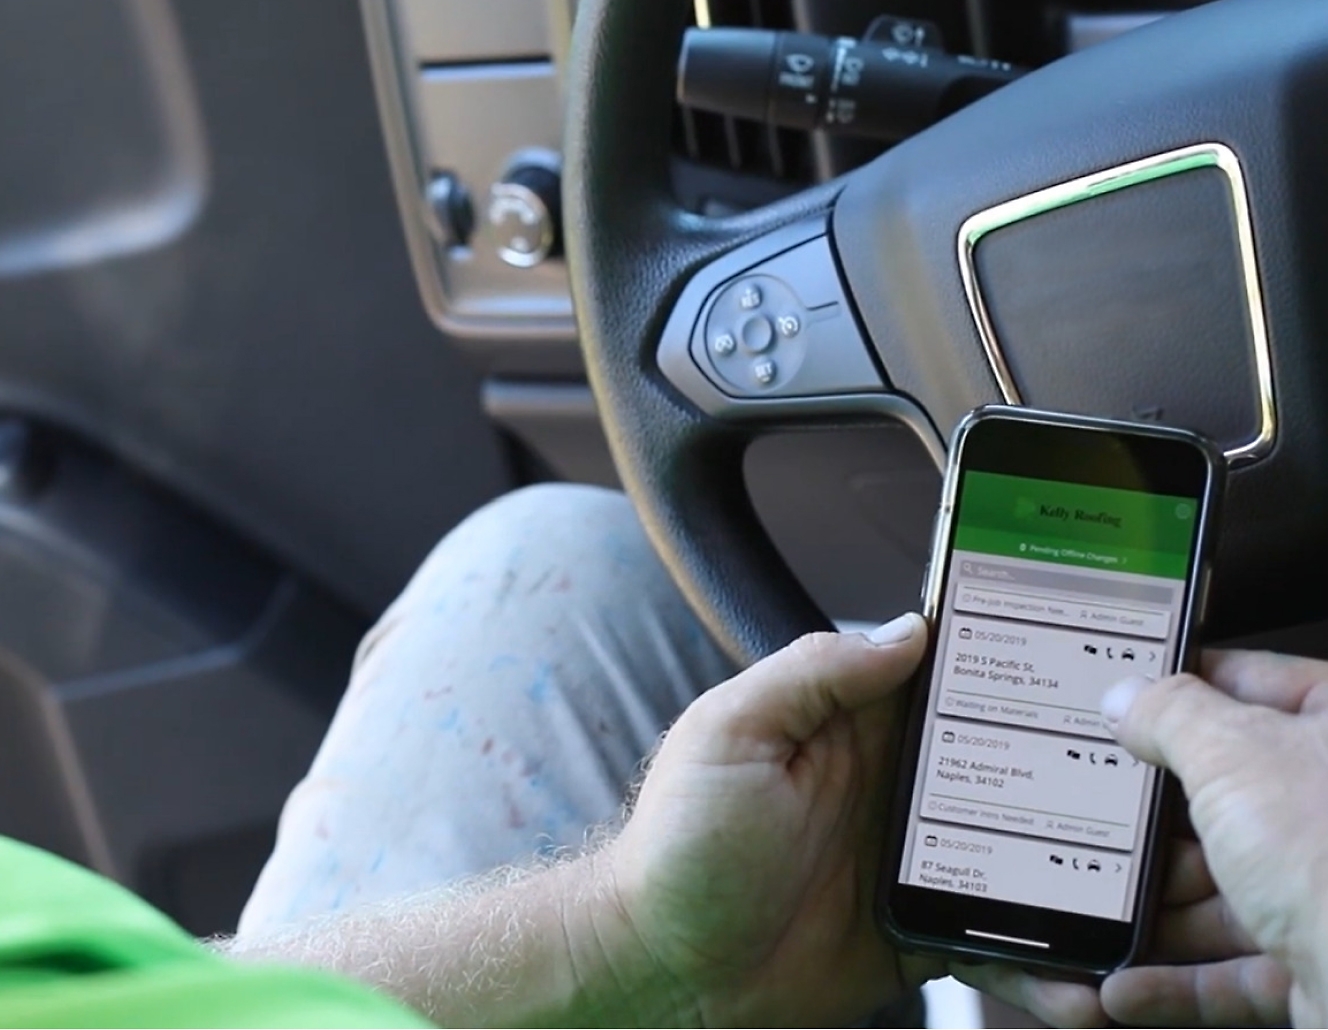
[1102, 673, 1253, 788]
[708, 613, 928, 748]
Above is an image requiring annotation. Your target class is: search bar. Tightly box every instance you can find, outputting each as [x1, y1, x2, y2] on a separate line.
[954, 585, 1171, 640]
[957, 559, 1175, 606]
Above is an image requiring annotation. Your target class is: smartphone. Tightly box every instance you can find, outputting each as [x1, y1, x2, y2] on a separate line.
[880, 405, 1225, 975]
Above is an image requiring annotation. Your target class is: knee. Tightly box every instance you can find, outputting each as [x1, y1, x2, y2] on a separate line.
[476, 483, 635, 533]
[406, 483, 666, 602]
[468, 484, 647, 554]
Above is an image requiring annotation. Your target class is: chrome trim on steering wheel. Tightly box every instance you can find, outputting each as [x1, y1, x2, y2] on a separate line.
[957, 142, 1276, 466]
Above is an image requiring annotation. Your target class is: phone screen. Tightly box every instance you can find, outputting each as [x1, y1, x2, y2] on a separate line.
[888, 415, 1214, 962]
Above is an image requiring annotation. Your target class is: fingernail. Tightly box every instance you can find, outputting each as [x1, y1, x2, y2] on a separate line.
[867, 613, 921, 646]
[1101, 675, 1151, 726]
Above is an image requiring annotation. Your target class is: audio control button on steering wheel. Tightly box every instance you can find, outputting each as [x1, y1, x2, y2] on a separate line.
[658, 219, 885, 415]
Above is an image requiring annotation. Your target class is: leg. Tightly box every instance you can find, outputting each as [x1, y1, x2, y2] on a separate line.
[237, 484, 736, 937]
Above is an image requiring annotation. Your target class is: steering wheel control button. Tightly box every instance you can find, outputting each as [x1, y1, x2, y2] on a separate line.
[693, 247, 883, 400]
[701, 274, 806, 393]
[488, 161, 562, 268]
[740, 315, 775, 353]
[661, 222, 884, 409]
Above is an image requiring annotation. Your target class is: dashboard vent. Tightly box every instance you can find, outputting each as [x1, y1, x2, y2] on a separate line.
[673, 0, 814, 188]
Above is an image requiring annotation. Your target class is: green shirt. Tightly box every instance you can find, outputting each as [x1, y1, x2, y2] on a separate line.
[0, 836, 428, 1028]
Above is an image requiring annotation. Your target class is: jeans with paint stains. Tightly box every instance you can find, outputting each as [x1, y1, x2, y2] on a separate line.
[234, 484, 924, 1027]
[237, 483, 735, 933]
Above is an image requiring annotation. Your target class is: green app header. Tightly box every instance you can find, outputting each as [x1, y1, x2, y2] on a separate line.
[954, 471, 1198, 579]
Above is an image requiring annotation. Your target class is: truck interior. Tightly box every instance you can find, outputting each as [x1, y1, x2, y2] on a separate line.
[1, 1, 1325, 1025]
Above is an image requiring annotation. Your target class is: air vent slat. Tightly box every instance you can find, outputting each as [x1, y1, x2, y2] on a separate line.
[678, 107, 700, 162]
[723, 116, 744, 170]
[673, 0, 811, 190]
[765, 124, 785, 179]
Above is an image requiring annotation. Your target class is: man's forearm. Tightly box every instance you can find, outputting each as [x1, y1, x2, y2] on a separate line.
[223, 852, 693, 1028]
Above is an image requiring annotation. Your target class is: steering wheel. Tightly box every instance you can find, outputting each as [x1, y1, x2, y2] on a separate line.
[563, 0, 1328, 667]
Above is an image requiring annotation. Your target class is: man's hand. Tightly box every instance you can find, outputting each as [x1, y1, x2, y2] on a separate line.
[228, 622, 1312, 1029]
[953, 834, 1291, 1027]
[957, 647, 1328, 1028]
[1100, 650, 1328, 1027]
[229, 614, 940, 1028]
[605, 613, 937, 1026]
[605, 625, 1287, 1029]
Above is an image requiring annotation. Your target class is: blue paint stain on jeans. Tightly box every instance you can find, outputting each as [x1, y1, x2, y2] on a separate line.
[368, 848, 386, 874]
[488, 653, 520, 672]
[526, 662, 556, 704]
[545, 795, 580, 833]
[437, 708, 461, 733]
[605, 531, 641, 569]
[284, 854, 342, 923]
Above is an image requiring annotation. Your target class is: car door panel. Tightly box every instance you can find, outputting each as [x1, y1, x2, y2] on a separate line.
[0, 0, 514, 935]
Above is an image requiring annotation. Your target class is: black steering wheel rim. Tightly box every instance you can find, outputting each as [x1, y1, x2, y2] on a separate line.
[563, 0, 854, 664]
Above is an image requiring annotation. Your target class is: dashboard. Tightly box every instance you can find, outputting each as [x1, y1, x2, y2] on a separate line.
[364, 0, 1209, 372]
[362, 0, 1217, 622]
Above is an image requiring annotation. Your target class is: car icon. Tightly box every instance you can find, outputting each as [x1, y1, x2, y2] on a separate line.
[1122, 648, 1136, 661]
[1104, 754, 1120, 767]
[1087, 859, 1102, 872]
